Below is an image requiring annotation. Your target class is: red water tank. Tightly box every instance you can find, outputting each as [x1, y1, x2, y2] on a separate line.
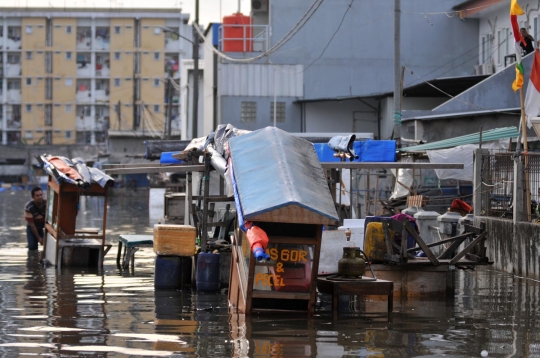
[222, 13, 253, 52]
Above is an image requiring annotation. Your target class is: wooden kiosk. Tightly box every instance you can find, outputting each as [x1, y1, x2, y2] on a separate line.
[44, 175, 112, 270]
[227, 127, 339, 315]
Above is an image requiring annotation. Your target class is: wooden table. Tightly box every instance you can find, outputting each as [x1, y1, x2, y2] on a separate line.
[317, 277, 394, 316]
[117, 234, 154, 271]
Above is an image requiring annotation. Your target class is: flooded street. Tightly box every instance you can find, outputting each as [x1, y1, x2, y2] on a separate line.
[1, 190, 540, 357]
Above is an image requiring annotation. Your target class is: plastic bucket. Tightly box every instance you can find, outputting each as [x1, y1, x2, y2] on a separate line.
[196, 253, 221, 292]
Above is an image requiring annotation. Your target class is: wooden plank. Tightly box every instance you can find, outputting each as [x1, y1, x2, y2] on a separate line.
[403, 221, 439, 265]
[449, 232, 487, 265]
[104, 164, 205, 175]
[320, 162, 464, 170]
[438, 234, 472, 259]
[192, 195, 234, 202]
[250, 291, 311, 300]
[463, 224, 483, 235]
[406, 232, 474, 253]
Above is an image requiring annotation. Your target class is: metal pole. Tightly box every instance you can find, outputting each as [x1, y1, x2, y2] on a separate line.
[166, 69, 173, 139]
[273, 67, 277, 127]
[393, 0, 401, 145]
[192, 0, 200, 139]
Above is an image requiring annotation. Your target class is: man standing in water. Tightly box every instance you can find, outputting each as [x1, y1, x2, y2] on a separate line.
[24, 187, 46, 250]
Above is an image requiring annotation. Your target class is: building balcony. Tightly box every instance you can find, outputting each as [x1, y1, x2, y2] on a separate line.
[94, 89, 110, 103]
[95, 27, 110, 51]
[76, 115, 94, 131]
[7, 90, 21, 102]
[6, 116, 21, 129]
[77, 27, 92, 50]
[76, 89, 92, 103]
[95, 62, 110, 77]
[5, 63, 21, 77]
[6, 131, 21, 145]
[76, 63, 92, 78]
[6, 38, 21, 50]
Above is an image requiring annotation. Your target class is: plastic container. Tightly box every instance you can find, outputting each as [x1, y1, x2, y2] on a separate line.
[364, 222, 393, 262]
[437, 211, 462, 236]
[402, 206, 424, 217]
[222, 13, 252, 52]
[154, 255, 192, 290]
[196, 253, 221, 292]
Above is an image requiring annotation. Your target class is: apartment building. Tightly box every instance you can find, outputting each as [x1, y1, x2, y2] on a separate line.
[0, 8, 192, 146]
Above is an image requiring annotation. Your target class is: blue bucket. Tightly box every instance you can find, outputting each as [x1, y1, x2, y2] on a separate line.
[155, 255, 192, 290]
[196, 253, 221, 292]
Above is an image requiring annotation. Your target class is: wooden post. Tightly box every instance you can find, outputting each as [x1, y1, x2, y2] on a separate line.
[514, 159, 525, 223]
[520, 88, 532, 221]
[473, 148, 489, 216]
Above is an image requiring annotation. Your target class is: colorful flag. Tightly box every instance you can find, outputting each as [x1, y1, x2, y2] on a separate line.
[525, 49, 540, 128]
[511, 0, 526, 92]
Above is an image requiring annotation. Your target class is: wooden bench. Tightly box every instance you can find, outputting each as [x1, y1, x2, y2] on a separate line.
[317, 277, 393, 317]
[116, 234, 154, 271]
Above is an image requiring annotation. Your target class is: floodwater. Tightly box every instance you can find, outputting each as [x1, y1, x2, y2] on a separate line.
[1, 190, 540, 357]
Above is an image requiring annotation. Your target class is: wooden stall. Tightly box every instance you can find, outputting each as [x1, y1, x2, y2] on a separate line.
[44, 176, 111, 270]
[227, 127, 339, 315]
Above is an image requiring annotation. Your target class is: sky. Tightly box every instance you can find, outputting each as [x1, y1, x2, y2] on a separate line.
[1, 0, 251, 27]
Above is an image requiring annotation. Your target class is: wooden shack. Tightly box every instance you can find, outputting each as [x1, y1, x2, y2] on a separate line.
[227, 127, 339, 315]
[44, 175, 111, 270]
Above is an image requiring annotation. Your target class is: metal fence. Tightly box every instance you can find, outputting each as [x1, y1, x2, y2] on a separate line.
[480, 152, 514, 220]
[479, 152, 540, 221]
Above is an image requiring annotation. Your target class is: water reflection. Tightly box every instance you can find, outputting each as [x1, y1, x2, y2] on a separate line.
[1, 191, 540, 356]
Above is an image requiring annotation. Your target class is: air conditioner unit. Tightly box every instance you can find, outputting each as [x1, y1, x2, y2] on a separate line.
[482, 63, 494, 75]
[252, 0, 268, 12]
[474, 65, 482, 75]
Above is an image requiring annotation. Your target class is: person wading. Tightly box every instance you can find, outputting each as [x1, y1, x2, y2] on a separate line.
[24, 187, 46, 250]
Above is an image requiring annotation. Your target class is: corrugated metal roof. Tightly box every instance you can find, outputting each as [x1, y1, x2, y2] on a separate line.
[219, 64, 303, 97]
[228, 127, 338, 225]
[402, 108, 520, 122]
[400, 126, 520, 152]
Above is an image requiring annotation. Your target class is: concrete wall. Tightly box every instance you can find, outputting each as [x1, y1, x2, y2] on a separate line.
[219, 96, 301, 132]
[269, 0, 478, 99]
[475, 217, 540, 280]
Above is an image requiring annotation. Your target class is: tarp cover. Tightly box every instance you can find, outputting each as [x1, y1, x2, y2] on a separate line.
[228, 127, 339, 225]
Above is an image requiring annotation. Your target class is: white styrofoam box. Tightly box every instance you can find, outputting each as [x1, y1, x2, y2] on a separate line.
[319, 230, 354, 275]
[338, 219, 365, 250]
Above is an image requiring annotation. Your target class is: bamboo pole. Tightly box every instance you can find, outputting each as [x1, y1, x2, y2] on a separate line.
[520, 87, 531, 221]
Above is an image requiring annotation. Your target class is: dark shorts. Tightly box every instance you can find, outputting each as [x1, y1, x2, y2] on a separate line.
[26, 225, 44, 251]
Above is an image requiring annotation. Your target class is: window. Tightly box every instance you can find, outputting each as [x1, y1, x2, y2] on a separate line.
[241, 102, 257, 123]
[65, 104, 72, 112]
[65, 77, 73, 86]
[7, 54, 20, 64]
[153, 104, 160, 112]
[66, 25, 72, 34]
[25, 51, 33, 60]
[482, 34, 491, 64]
[114, 26, 121, 34]
[153, 78, 160, 86]
[114, 52, 121, 60]
[26, 78, 32, 86]
[114, 78, 121, 86]
[270, 102, 286, 122]
[26, 25, 33, 34]
[65, 131, 72, 139]
[154, 27, 161, 34]
[26, 104, 32, 112]
[154, 52, 161, 60]
[65, 51, 72, 60]
[25, 131, 33, 139]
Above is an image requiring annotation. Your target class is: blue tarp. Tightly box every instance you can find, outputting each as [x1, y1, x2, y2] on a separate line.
[228, 127, 339, 225]
[160, 152, 185, 164]
[313, 140, 396, 162]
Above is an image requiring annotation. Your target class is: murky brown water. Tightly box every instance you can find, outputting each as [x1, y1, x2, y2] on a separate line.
[1, 189, 540, 357]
